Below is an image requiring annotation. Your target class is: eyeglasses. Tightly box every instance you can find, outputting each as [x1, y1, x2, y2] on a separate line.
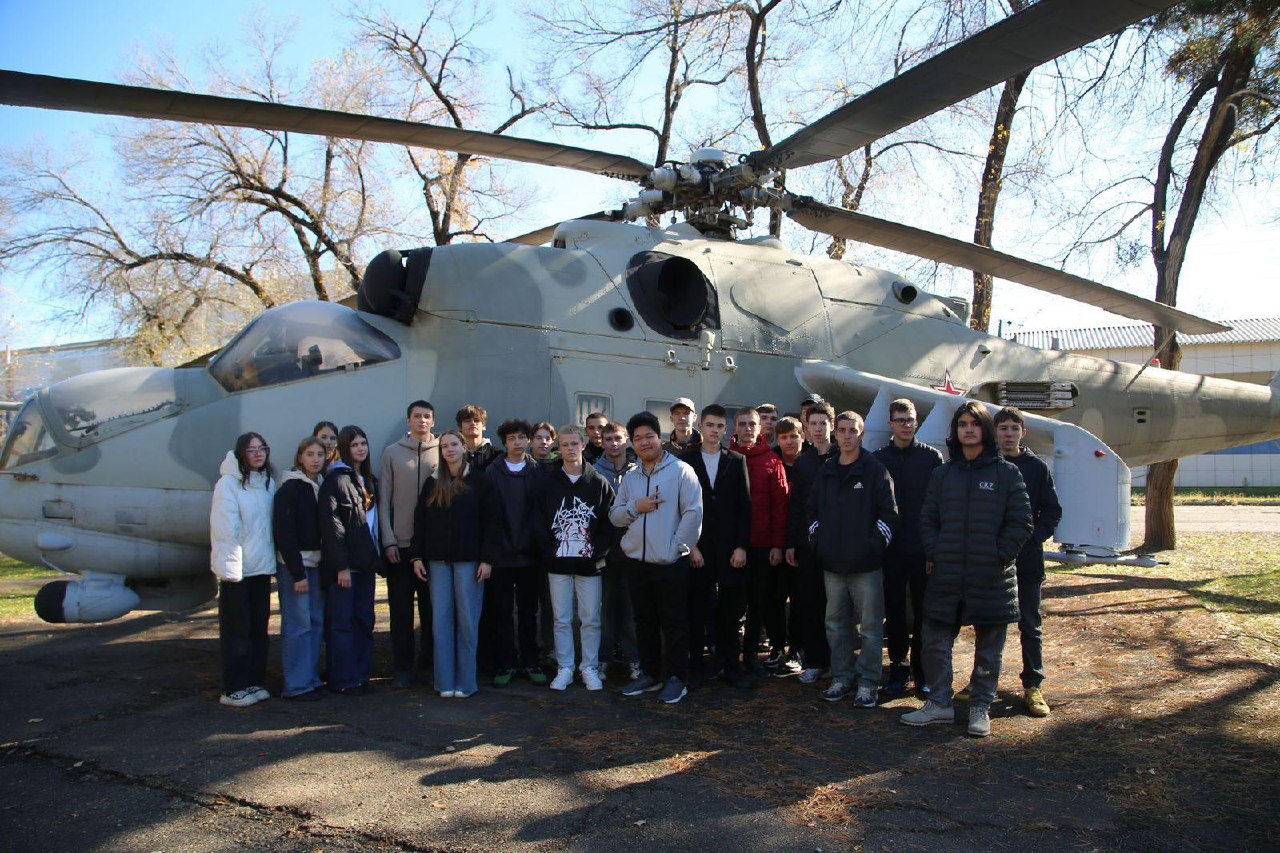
[890, 418, 917, 426]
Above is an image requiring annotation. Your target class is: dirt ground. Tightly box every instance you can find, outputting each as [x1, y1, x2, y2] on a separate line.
[2, 512, 1278, 851]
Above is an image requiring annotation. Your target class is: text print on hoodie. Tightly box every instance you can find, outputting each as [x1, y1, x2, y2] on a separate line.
[210, 450, 277, 582]
[608, 450, 703, 565]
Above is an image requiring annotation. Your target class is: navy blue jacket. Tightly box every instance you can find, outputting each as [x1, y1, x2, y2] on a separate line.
[1006, 447, 1062, 578]
[874, 438, 944, 556]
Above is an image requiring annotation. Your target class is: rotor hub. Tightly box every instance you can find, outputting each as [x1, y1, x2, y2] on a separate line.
[621, 148, 790, 235]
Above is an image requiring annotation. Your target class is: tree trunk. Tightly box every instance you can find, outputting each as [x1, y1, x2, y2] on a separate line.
[970, 0, 1028, 333]
[1143, 458, 1180, 550]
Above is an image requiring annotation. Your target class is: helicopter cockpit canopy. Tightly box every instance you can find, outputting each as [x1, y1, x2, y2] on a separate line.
[208, 301, 401, 393]
[0, 367, 186, 468]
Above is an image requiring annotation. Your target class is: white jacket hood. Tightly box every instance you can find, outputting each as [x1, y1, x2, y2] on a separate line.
[210, 450, 277, 581]
[279, 466, 322, 497]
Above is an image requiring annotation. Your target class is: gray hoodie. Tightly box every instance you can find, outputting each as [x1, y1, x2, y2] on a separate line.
[378, 434, 440, 551]
[608, 451, 703, 565]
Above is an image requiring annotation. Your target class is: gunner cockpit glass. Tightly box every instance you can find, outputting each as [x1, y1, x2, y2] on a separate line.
[209, 301, 401, 393]
[0, 399, 56, 470]
[46, 367, 182, 447]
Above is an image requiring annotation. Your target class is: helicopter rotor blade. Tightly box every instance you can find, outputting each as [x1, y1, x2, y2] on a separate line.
[788, 198, 1229, 336]
[504, 210, 621, 245]
[749, 0, 1179, 172]
[0, 70, 652, 181]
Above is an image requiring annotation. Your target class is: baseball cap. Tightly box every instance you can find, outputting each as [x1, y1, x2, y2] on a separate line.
[801, 393, 825, 405]
[670, 397, 696, 412]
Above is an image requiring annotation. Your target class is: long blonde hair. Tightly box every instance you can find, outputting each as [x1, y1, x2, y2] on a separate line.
[426, 430, 471, 509]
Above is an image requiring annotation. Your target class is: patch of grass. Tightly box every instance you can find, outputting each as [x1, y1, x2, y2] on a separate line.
[1067, 532, 1280, 664]
[0, 591, 35, 621]
[1130, 487, 1280, 506]
[0, 553, 50, 581]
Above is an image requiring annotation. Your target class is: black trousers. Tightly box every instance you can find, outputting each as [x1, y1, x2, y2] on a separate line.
[687, 562, 717, 671]
[883, 549, 928, 683]
[219, 575, 272, 693]
[794, 548, 830, 669]
[386, 568, 432, 673]
[627, 557, 690, 682]
[1017, 560, 1046, 689]
[745, 547, 785, 657]
[715, 576, 748, 671]
[490, 564, 541, 670]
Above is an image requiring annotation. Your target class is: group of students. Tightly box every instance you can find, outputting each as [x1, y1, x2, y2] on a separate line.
[209, 392, 1060, 737]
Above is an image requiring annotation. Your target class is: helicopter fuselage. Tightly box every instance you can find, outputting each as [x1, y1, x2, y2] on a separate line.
[1, 218, 1275, 621]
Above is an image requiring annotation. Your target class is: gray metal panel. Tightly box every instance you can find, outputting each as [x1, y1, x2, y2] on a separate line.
[0, 71, 652, 180]
[788, 200, 1228, 335]
[750, 0, 1180, 171]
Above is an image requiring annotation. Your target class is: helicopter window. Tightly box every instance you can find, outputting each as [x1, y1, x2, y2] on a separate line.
[209, 301, 401, 393]
[0, 399, 57, 470]
[626, 252, 719, 340]
[45, 367, 182, 444]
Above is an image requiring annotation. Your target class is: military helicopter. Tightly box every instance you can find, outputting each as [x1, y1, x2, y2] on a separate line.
[1, 0, 1274, 623]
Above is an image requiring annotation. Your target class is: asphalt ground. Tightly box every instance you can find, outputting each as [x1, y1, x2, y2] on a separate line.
[1, 505, 1277, 851]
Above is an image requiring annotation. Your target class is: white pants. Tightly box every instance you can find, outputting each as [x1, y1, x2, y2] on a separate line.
[548, 573, 602, 671]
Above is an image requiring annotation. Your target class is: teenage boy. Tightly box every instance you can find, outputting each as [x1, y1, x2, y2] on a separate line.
[995, 406, 1062, 718]
[481, 418, 547, 686]
[594, 422, 641, 679]
[731, 407, 789, 674]
[807, 411, 897, 706]
[611, 411, 703, 704]
[378, 400, 441, 688]
[533, 425, 616, 692]
[457, 404, 501, 471]
[757, 403, 779, 447]
[681, 404, 752, 688]
[775, 416, 804, 470]
[902, 402, 1032, 737]
[800, 394, 825, 442]
[662, 397, 702, 455]
[873, 399, 945, 696]
[584, 411, 609, 464]
[785, 402, 837, 683]
[531, 422, 558, 462]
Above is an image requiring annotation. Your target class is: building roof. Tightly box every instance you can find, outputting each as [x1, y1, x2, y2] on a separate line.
[1012, 318, 1280, 351]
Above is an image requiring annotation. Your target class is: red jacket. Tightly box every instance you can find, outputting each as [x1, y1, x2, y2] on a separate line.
[731, 438, 789, 548]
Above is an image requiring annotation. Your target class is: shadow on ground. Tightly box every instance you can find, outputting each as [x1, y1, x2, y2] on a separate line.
[1, 570, 1278, 851]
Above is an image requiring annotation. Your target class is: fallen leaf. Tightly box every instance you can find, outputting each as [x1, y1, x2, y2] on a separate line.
[633, 819, 647, 827]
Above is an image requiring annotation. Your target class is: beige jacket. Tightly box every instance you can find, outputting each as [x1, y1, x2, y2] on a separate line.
[377, 435, 440, 550]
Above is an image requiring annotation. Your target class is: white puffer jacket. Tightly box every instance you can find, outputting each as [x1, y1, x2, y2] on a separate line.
[210, 451, 277, 582]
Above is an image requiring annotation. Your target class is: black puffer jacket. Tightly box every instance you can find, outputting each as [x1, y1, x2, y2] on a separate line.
[874, 439, 944, 556]
[318, 465, 382, 586]
[410, 468, 487, 564]
[806, 452, 898, 575]
[919, 452, 1033, 625]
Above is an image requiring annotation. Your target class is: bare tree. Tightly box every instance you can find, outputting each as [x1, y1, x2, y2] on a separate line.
[354, 6, 546, 245]
[1139, 0, 1280, 549]
[0, 28, 404, 364]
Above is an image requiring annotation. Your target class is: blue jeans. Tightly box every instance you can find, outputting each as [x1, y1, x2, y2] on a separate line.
[823, 570, 885, 687]
[277, 566, 325, 697]
[429, 561, 485, 696]
[325, 570, 375, 690]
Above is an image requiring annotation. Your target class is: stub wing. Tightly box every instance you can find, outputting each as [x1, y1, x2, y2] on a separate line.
[795, 359, 1154, 565]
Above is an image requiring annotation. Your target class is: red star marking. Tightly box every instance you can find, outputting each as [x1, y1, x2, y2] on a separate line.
[932, 371, 967, 396]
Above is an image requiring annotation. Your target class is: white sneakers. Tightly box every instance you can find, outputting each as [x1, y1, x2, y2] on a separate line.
[550, 667, 605, 691]
[219, 689, 257, 708]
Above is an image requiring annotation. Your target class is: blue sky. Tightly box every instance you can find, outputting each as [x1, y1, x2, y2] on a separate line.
[2, 0, 1278, 350]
